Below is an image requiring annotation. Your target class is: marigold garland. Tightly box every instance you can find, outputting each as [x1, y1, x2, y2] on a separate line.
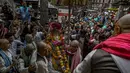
[46, 34, 70, 73]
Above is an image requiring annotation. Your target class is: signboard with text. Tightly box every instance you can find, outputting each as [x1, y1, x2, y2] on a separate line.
[58, 8, 72, 22]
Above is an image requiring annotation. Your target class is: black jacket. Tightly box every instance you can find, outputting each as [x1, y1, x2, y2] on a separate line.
[91, 49, 121, 73]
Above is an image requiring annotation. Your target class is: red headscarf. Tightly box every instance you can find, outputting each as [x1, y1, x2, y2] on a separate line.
[49, 22, 61, 31]
[94, 33, 130, 59]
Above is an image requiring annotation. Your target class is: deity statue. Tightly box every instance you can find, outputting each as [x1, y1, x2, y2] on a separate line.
[46, 22, 70, 73]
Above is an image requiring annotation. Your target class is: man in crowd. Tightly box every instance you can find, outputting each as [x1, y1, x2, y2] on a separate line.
[30, 25, 44, 42]
[66, 40, 82, 72]
[18, 34, 37, 73]
[18, 2, 31, 23]
[18, 43, 37, 73]
[0, 39, 16, 73]
[5, 32, 24, 57]
[74, 14, 130, 73]
[36, 41, 49, 73]
[25, 34, 37, 50]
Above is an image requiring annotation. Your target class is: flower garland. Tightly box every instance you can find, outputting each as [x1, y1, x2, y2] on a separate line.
[46, 34, 70, 73]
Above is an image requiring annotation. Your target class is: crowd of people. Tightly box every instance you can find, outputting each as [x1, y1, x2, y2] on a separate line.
[68, 12, 115, 59]
[0, 1, 130, 73]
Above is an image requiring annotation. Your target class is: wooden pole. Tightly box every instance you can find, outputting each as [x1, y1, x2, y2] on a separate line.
[67, 0, 71, 44]
[40, 0, 48, 27]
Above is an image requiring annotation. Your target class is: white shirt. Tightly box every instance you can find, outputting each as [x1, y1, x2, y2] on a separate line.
[34, 32, 43, 42]
[9, 40, 23, 57]
[36, 56, 49, 73]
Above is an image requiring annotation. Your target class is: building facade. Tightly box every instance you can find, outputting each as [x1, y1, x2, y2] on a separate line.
[88, 0, 115, 9]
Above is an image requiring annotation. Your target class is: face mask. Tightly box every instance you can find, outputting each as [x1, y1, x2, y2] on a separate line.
[29, 5, 32, 8]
